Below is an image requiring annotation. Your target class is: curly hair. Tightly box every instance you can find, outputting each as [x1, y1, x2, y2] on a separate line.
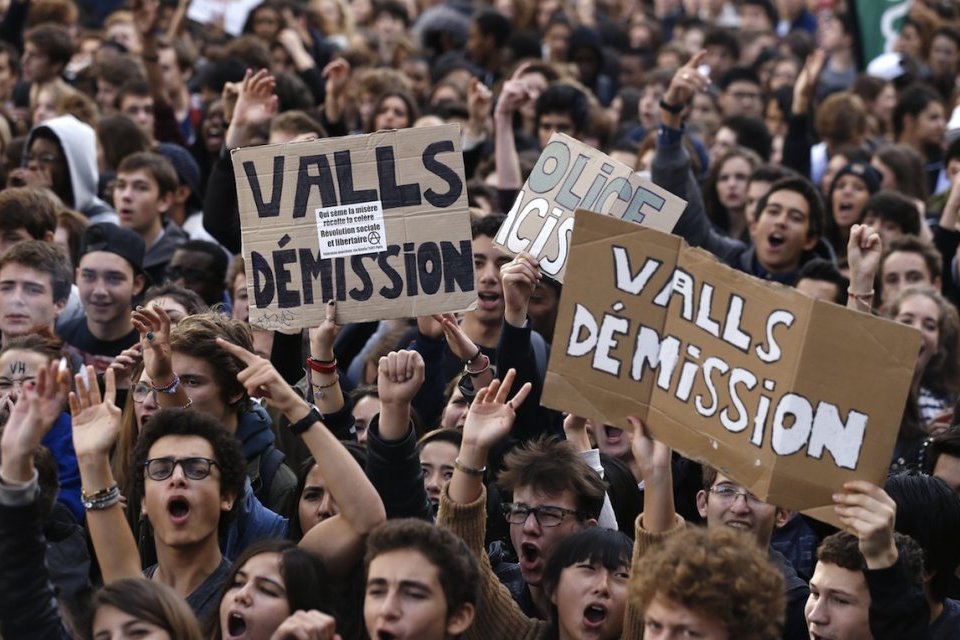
[631, 526, 785, 640]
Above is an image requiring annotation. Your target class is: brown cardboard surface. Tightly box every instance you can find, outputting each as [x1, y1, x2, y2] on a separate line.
[542, 211, 920, 523]
[232, 124, 475, 330]
[493, 133, 686, 283]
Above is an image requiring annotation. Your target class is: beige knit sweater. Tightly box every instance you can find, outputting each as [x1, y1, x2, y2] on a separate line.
[437, 485, 686, 640]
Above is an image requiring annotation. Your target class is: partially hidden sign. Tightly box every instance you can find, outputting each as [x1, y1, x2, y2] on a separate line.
[543, 211, 920, 521]
[493, 133, 686, 283]
[233, 124, 476, 329]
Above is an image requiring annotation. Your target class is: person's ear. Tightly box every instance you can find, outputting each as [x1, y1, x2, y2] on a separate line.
[696, 489, 708, 518]
[157, 190, 174, 214]
[934, 274, 943, 291]
[52, 297, 67, 320]
[132, 273, 146, 296]
[445, 603, 476, 637]
[43, 230, 54, 243]
[221, 491, 237, 513]
[173, 185, 190, 206]
[774, 508, 792, 529]
[802, 233, 819, 252]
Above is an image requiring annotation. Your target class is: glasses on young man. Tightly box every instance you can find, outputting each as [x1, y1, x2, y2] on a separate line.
[500, 502, 579, 527]
[708, 484, 764, 507]
[143, 457, 219, 481]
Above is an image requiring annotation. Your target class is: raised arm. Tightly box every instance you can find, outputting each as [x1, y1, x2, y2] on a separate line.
[846, 224, 881, 312]
[366, 350, 432, 520]
[0, 363, 74, 638]
[217, 338, 386, 575]
[494, 64, 531, 192]
[71, 367, 143, 582]
[833, 481, 931, 640]
[783, 50, 825, 179]
[131, 305, 192, 410]
[448, 369, 531, 505]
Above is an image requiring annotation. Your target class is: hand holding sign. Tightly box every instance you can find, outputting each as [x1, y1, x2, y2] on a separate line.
[833, 480, 899, 570]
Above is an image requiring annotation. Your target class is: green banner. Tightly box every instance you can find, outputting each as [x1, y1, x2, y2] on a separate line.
[855, 0, 910, 63]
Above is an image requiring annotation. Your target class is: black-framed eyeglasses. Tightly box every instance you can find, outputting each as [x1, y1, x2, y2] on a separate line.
[500, 502, 579, 527]
[143, 457, 219, 481]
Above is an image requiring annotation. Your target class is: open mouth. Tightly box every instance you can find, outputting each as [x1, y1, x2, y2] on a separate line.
[520, 542, 541, 568]
[376, 630, 398, 640]
[227, 612, 246, 637]
[584, 603, 608, 626]
[477, 291, 500, 309]
[604, 425, 623, 443]
[767, 232, 785, 248]
[168, 497, 191, 522]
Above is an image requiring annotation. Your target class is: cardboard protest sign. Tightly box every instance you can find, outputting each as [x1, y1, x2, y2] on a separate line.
[493, 133, 686, 282]
[233, 124, 475, 329]
[542, 211, 920, 520]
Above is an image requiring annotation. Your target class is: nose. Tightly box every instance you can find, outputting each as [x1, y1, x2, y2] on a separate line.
[318, 492, 336, 519]
[424, 470, 442, 495]
[142, 388, 159, 410]
[591, 569, 612, 596]
[233, 581, 254, 606]
[806, 595, 828, 625]
[379, 589, 402, 621]
[521, 510, 542, 534]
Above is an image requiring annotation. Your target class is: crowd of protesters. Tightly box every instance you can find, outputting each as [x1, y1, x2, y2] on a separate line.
[0, 0, 959, 638]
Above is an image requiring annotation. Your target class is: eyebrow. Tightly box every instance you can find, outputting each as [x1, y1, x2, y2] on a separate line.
[367, 577, 434, 592]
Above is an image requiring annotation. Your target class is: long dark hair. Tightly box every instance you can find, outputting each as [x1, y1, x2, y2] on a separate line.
[207, 539, 334, 638]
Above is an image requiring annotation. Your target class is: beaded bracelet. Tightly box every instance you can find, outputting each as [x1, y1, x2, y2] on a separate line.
[82, 485, 121, 511]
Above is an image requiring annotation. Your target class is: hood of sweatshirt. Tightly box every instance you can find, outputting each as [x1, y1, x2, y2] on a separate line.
[235, 402, 275, 460]
[26, 115, 115, 220]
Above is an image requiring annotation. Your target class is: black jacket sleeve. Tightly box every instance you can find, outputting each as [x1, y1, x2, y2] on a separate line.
[783, 112, 813, 179]
[0, 486, 70, 640]
[364, 415, 433, 521]
[495, 318, 557, 443]
[867, 558, 931, 640]
[202, 149, 242, 254]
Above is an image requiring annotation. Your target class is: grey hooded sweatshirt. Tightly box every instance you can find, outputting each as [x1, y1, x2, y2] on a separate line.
[25, 115, 118, 225]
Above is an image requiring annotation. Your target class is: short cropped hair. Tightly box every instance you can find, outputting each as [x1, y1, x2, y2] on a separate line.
[816, 530, 925, 586]
[884, 472, 960, 601]
[0, 187, 59, 238]
[132, 408, 247, 530]
[863, 191, 921, 236]
[169, 312, 254, 412]
[796, 258, 849, 305]
[143, 283, 208, 316]
[756, 176, 826, 240]
[497, 436, 606, 521]
[535, 84, 589, 135]
[365, 518, 479, 615]
[117, 152, 179, 197]
[24, 24, 74, 67]
[893, 83, 943, 139]
[632, 526, 785, 640]
[177, 240, 229, 284]
[0, 240, 72, 303]
[471, 212, 506, 240]
[883, 235, 942, 282]
[270, 110, 327, 139]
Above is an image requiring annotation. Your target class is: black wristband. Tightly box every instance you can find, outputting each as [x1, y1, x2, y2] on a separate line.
[289, 407, 321, 435]
[659, 98, 685, 114]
